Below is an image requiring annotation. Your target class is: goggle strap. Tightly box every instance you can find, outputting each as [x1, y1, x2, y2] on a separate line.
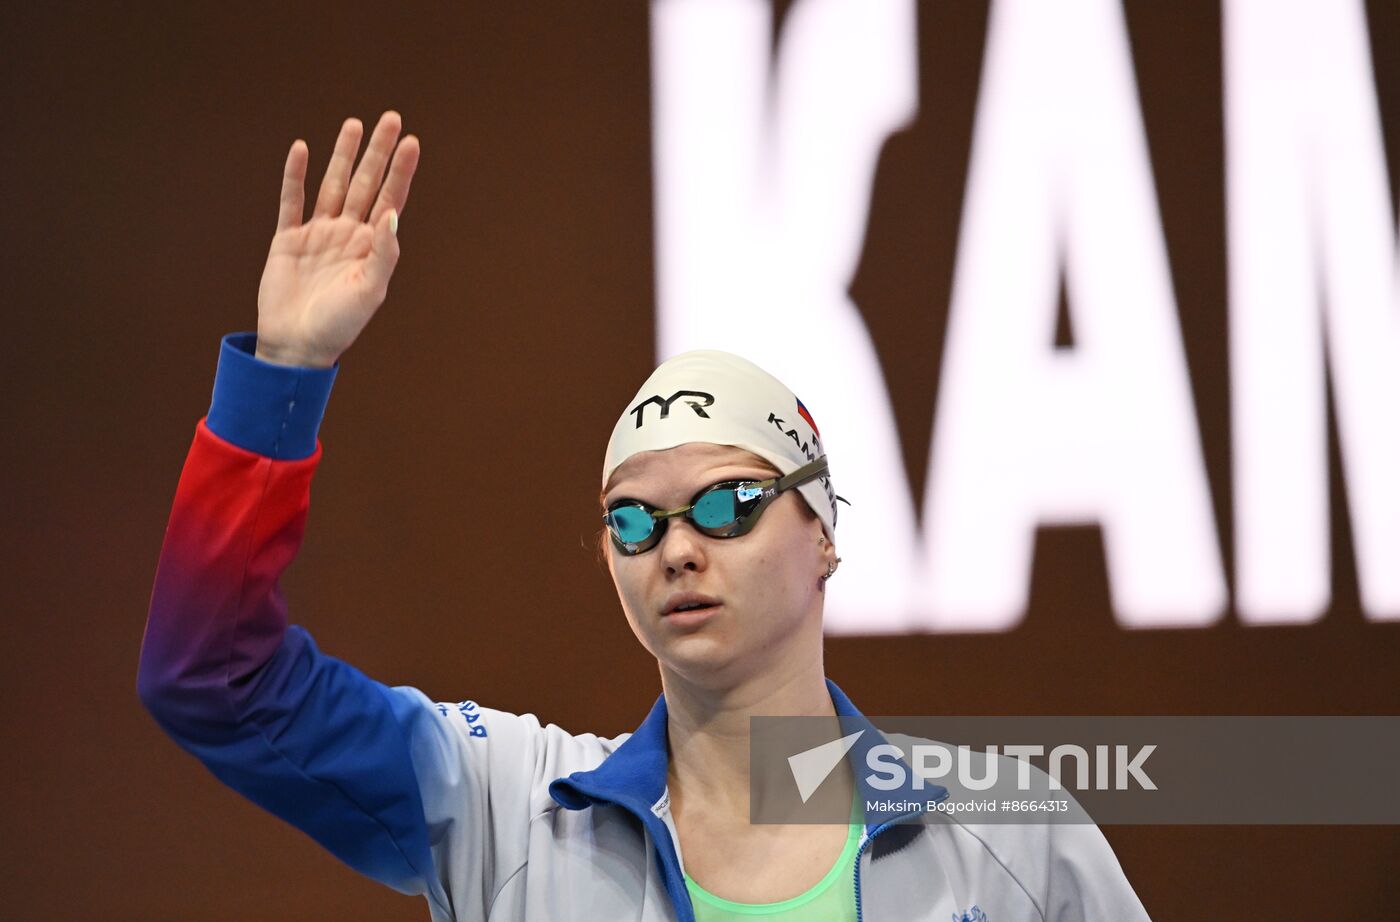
[773, 456, 830, 494]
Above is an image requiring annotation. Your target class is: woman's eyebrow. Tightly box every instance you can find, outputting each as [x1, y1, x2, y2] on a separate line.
[707, 467, 778, 482]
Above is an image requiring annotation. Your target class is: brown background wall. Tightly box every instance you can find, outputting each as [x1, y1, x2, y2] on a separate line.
[4, 1, 1398, 918]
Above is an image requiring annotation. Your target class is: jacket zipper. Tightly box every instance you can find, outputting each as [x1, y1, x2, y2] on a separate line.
[854, 793, 945, 920]
[853, 820, 895, 922]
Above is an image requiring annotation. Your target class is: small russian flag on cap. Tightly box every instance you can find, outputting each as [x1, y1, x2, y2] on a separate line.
[796, 398, 821, 438]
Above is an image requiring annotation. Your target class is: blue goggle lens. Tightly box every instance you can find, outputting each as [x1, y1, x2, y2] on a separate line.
[607, 504, 657, 544]
[691, 487, 738, 528]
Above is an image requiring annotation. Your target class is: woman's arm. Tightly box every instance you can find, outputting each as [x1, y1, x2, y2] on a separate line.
[136, 114, 457, 913]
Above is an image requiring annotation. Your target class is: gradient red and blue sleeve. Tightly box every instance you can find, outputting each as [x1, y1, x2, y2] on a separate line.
[138, 334, 447, 912]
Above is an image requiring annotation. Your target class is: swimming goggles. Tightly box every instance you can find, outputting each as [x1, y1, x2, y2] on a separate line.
[603, 456, 831, 555]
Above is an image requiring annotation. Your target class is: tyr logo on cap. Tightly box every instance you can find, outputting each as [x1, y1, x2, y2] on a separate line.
[629, 390, 715, 428]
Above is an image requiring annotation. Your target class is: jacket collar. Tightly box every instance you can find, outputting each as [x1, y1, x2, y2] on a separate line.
[549, 689, 670, 814]
[548, 678, 945, 834]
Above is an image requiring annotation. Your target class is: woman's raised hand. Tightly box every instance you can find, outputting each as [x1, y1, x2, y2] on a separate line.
[255, 111, 421, 368]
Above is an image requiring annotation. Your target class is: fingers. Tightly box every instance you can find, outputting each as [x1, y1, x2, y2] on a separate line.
[342, 111, 403, 222]
[275, 140, 308, 232]
[368, 134, 420, 227]
[312, 118, 365, 219]
[297, 111, 414, 228]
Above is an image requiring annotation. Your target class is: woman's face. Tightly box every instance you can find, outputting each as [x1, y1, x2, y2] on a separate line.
[603, 442, 834, 687]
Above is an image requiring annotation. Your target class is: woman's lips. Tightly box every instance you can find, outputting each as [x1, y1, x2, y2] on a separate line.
[663, 603, 721, 627]
[662, 592, 722, 616]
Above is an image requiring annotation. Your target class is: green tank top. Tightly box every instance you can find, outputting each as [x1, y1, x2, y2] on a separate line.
[684, 797, 864, 921]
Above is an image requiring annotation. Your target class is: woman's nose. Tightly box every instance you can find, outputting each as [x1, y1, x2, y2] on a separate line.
[659, 518, 708, 575]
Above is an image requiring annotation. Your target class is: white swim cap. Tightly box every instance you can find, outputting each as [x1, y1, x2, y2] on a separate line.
[602, 350, 838, 540]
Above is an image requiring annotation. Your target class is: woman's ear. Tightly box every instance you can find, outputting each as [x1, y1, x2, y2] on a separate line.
[816, 534, 841, 591]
